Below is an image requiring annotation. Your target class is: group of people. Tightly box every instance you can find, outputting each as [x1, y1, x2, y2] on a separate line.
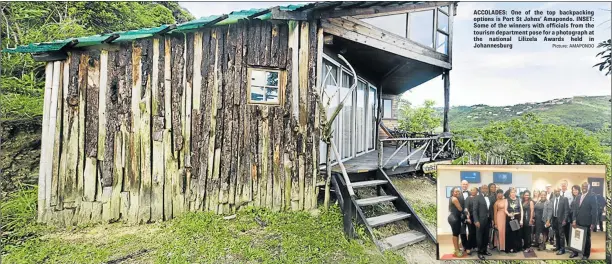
[447, 180, 605, 260]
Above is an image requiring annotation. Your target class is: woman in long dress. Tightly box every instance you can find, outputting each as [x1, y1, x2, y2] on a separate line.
[464, 187, 478, 255]
[567, 185, 582, 256]
[522, 190, 535, 252]
[505, 188, 523, 253]
[492, 189, 506, 251]
[534, 191, 549, 250]
[448, 187, 464, 257]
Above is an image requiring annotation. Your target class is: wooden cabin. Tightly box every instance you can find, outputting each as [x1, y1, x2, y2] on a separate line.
[4, 2, 457, 227]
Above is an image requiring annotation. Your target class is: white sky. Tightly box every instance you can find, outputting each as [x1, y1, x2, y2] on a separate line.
[180, 1, 612, 107]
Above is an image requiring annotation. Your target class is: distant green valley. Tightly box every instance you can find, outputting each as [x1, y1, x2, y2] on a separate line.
[441, 95, 611, 133]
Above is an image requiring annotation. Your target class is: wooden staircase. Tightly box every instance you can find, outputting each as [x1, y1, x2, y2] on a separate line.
[332, 168, 436, 251]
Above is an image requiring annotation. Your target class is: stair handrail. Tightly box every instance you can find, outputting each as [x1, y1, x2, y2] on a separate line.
[330, 140, 355, 196]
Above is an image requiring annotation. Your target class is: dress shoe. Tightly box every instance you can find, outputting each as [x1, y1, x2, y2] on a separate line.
[569, 252, 579, 258]
[485, 251, 492, 256]
[556, 250, 565, 255]
[582, 256, 589, 260]
[478, 254, 485, 260]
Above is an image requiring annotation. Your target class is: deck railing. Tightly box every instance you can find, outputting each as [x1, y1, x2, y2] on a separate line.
[378, 132, 457, 171]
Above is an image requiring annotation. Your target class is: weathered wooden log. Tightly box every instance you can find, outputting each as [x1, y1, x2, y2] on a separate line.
[138, 39, 153, 224]
[50, 61, 66, 208]
[151, 37, 165, 222]
[287, 21, 300, 211]
[162, 36, 173, 220]
[38, 62, 54, 220]
[126, 42, 141, 224]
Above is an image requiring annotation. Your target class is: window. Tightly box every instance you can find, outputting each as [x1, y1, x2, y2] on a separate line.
[408, 10, 434, 48]
[248, 68, 281, 104]
[360, 14, 407, 38]
[436, 7, 450, 55]
[383, 99, 392, 119]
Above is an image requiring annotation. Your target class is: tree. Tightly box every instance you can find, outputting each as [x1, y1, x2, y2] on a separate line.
[0, 2, 193, 120]
[454, 114, 608, 166]
[594, 39, 611, 76]
[398, 99, 442, 133]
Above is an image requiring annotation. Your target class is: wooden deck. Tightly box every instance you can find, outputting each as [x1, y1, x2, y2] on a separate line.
[330, 146, 431, 175]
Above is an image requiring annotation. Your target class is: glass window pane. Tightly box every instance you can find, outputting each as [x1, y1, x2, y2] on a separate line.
[250, 86, 264, 101]
[251, 70, 267, 86]
[408, 10, 434, 48]
[437, 32, 448, 54]
[438, 10, 449, 32]
[341, 72, 353, 159]
[360, 14, 407, 37]
[266, 71, 279, 86]
[383, 99, 392, 119]
[356, 81, 366, 153]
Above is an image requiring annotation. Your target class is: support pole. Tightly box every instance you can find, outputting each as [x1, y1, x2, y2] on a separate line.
[443, 70, 450, 133]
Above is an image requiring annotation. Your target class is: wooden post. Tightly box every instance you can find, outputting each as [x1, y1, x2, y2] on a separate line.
[443, 70, 450, 133]
[38, 62, 53, 221]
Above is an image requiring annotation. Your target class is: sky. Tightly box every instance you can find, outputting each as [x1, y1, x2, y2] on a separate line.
[179, 1, 612, 107]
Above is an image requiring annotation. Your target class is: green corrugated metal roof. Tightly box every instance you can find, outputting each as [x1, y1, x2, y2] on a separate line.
[2, 4, 306, 54]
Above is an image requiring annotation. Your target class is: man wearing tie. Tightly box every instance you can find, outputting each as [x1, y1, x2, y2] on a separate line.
[551, 187, 569, 255]
[458, 180, 470, 252]
[570, 182, 598, 260]
[471, 184, 492, 260]
[559, 180, 573, 247]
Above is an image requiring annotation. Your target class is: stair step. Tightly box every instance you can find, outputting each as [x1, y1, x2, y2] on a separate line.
[351, 180, 388, 189]
[379, 230, 427, 251]
[366, 212, 411, 227]
[355, 195, 397, 206]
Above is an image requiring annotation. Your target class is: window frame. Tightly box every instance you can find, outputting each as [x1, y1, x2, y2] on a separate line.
[247, 67, 284, 105]
[435, 6, 450, 55]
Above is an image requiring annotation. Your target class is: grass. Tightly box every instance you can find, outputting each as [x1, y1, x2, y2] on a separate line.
[0, 93, 44, 121]
[0, 185, 48, 250]
[1, 188, 406, 264]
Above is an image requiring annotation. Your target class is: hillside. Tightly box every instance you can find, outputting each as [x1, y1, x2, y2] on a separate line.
[442, 95, 611, 133]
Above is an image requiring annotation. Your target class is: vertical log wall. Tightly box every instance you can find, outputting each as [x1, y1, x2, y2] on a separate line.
[37, 20, 321, 225]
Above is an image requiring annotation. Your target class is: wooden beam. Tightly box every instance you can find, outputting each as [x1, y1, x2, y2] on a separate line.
[317, 1, 455, 19]
[248, 9, 272, 19]
[443, 70, 450, 133]
[321, 18, 451, 69]
[38, 62, 54, 221]
[323, 35, 334, 45]
[102, 34, 119, 44]
[199, 15, 229, 27]
[159, 24, 177, 35]
[32, 51, 68, 62]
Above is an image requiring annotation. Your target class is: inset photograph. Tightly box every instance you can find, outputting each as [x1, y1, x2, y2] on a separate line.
[436, 165, 607, 260]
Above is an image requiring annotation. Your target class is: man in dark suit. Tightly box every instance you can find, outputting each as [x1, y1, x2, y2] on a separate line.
[471, 184, 492, 260]
[487, 183, 497, 250]
[458, 180, 470, 252]
[570, 182, 598, 260]
[550, 187, 570, 255]
[545, 184, 555, 245]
